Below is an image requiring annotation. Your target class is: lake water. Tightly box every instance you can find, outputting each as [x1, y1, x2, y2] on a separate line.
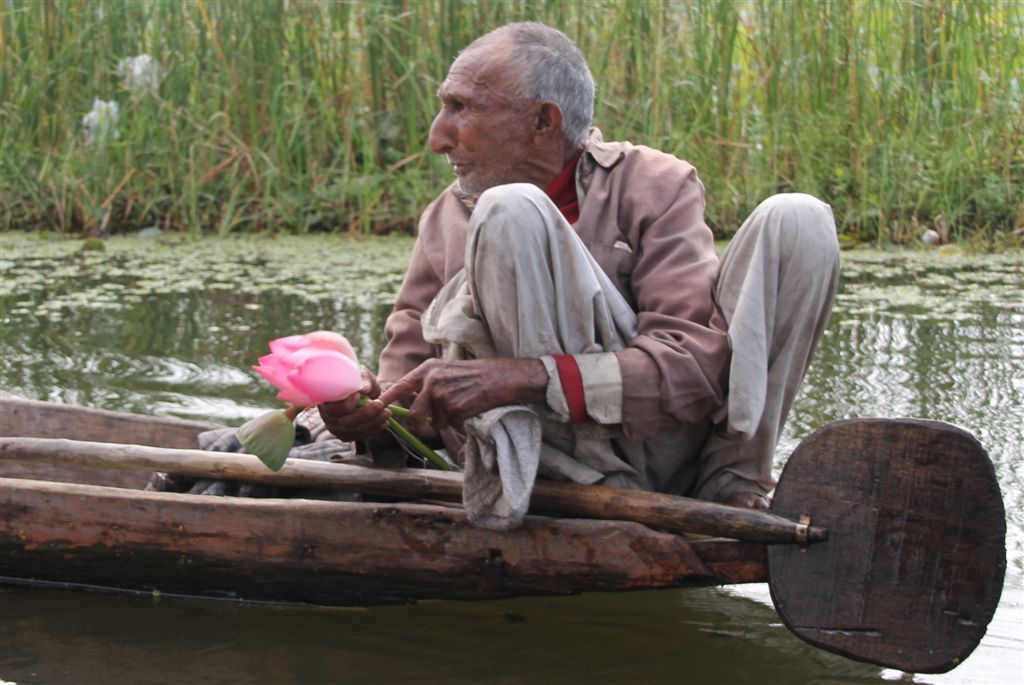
[1, 234, 1021, 684]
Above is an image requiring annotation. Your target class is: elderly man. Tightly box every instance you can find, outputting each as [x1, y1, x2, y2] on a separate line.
[320, 22, 838, 526]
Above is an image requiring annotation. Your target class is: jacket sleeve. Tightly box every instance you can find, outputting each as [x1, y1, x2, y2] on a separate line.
[539, 153, 729, 441]
[376, 216, 444, 384]
[614, 158, 729, 442]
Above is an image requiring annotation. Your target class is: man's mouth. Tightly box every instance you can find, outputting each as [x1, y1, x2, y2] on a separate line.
[446, 157, 470, 175]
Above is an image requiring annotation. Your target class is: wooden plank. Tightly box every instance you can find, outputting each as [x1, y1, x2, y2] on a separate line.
[0, 397, 217, 445]
[2, 436, 820, 543]
[0, 397, 218, 489]
[0, 477, 767, 604]
[1, 436, 463, 498]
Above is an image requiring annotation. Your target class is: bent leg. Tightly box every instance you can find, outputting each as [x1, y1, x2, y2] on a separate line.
[696, 193, 840, 503]
[423, 184, 644, 527]
[459, 183, 636, 359]
[464, 185, 647, 488]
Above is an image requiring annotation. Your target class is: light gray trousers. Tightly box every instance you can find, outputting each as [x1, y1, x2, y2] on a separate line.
[689, 192, 840, 501]
[425, 184, 839, 508]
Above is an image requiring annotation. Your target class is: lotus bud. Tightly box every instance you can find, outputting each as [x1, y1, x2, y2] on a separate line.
[252, 332, 362, 406]
[247, 330, 449, 472]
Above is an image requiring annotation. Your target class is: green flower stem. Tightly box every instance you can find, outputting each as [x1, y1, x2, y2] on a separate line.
[385, 403, 412, 420]
[386, 417, 449, 471]
[354, 396, 446, 470]
[355, 395, 413, 420]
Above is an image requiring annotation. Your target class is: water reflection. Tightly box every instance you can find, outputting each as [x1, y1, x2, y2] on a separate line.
[0, 237, 1021, 684]
[786, 303, 1024, 580]
[1, 290, 394, 423]
[0, 586, 887, 685]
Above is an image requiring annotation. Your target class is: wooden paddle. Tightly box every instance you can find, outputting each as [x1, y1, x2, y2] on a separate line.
[0, 417, 1006, 674]
[767, 418, 1005, 674]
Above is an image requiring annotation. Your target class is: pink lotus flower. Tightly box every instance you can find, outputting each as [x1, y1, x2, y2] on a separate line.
[241, 329, 448, 473]
[252, 331, 362, 406]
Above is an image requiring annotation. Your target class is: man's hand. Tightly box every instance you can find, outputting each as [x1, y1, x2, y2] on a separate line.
[378, 358, 548, 437]
[318, 366, 390, 442]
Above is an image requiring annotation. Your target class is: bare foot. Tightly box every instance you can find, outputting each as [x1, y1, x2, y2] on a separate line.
[721, 492, 770, 510]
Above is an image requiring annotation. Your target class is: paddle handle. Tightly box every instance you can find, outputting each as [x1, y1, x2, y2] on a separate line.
[531, 479, 825, 544]
[0, 436, 825, 544]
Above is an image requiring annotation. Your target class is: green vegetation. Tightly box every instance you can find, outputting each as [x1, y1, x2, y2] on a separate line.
[2, 0, 1021, 243]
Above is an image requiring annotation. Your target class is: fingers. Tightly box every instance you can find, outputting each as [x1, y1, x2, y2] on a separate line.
[378, 365, 425, 407]
[360, 365, 381, 399]
[380, 363, 442, 437]
[407, 387, 439, 438]
[379, 359, 493, 435]
[318, 396, 390, 442]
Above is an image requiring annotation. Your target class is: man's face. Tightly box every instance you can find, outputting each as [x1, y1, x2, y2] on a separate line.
[428, 41, 536, 196]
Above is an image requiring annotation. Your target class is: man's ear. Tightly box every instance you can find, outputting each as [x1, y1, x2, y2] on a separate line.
[533, 102, 563, 140]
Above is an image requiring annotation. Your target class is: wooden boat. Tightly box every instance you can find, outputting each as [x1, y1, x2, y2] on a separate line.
[0, 396, 1006, 674]
[0, 397, 766, 606]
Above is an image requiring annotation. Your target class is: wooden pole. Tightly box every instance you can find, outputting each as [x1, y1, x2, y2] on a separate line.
[0, 436, 824, 544]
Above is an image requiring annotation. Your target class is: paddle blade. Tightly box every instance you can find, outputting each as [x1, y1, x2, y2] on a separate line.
[768, 418, 1005, 674]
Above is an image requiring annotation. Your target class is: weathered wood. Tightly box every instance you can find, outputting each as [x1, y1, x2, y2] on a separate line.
[1, 436, 822, 543]
[0, 398, 771, 603]
[768, 418, 1006, 674]
[1, 399, 1007, 674]
[0, 477, 766, 604]
[531, 478, 826, 544]
[0, 396, 217, 445]
[0, 397, 218, 489]
[1, 435, 463, 495]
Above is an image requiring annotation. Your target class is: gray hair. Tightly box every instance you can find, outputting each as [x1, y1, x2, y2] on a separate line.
[468, 22, 595, 147]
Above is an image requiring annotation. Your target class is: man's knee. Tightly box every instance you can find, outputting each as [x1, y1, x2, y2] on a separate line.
[477, 182, 548, 211]
[473, 183, 553, 245]
[732, 193, 839, 272]
[757, 191, 835, 233]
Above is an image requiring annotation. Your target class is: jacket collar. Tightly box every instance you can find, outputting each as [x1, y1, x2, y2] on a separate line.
[575, 128, 627, 207]
[583, 128, 626, 168]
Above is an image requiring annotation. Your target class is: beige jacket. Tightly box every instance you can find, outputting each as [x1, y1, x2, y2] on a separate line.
[378, 130, 730, 443]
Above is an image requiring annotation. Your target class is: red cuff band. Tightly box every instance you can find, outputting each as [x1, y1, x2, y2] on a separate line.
[552, 354, 588, 423]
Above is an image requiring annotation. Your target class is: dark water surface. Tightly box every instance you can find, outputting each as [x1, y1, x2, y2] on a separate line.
[1, 234, 1021, 684]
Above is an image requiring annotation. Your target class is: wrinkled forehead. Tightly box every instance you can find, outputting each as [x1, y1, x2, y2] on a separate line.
[438, 40, 519, 103]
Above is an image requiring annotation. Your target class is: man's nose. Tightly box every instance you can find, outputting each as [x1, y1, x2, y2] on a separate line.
[428, 111, 455, 154]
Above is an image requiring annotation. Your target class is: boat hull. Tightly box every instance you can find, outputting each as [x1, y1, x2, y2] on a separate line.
[0, 398, 767, 605]
[0, 476, 766, 604]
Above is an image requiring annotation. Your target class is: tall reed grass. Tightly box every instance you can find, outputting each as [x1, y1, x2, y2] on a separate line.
[1, 0, 1021, 242]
